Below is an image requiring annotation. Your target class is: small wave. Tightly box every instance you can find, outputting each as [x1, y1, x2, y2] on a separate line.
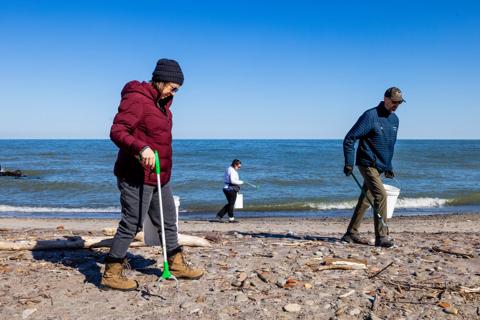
[396, 197, 448, 208]
[246, 197, 449, 212]
[0, 205, 120, 213]
[447, 192, 480, 206]
[0, 197, 455, 215]
[185, 197, 451, 212]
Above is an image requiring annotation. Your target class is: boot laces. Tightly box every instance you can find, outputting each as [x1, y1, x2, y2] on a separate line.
[170, 253, 192, 269]
[181, 254, 194, 269]
[122, 260, 133, 278]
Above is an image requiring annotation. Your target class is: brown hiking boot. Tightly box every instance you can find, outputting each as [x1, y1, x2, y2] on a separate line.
[168, 251, 204, 280]
[341, 232, 369, 245]
[101, 257, 138, 291]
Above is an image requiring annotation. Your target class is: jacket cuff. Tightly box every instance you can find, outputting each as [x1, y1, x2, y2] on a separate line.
[139, 145, 151, 154]
[132, 141, 148, 155]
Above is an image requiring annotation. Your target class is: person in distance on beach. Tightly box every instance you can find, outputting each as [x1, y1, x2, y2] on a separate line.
[216, 159, 243, 223]
[102, 59, 204, 291]
[341, 87, 405, 248]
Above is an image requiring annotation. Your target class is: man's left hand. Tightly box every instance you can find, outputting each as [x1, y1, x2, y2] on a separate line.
[385, 170, 395, 179]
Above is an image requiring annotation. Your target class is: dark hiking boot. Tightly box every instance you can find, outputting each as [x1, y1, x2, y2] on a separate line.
[341, 233, 369, 245]
[101, 257, 138, 291]
[168, 250, 204, 280]
[375, 236, 394, 248]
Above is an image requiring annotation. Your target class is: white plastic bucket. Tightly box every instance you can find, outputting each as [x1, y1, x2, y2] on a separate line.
[234, 193, 243, 209]
[383, 184, 400, 219]
[143, 194, 180, 246]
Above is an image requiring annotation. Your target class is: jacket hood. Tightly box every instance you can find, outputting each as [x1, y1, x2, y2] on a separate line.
[121, 81, 158, 101]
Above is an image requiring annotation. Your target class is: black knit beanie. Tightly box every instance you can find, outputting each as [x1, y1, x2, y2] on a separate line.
[152, 59, 184, 85]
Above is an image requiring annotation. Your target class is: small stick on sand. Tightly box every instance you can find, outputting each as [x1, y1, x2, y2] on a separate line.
[431, 246, 474, 259]
[368, 261, 394, 279]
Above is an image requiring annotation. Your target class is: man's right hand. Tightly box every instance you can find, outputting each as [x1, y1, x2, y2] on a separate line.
[343, 165, 353, 176]
[139, 147, 155, 170]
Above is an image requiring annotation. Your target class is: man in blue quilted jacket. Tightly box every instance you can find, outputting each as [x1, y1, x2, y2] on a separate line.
[341, 87, 405, 248]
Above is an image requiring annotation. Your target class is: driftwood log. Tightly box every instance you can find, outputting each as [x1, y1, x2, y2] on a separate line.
[0, 232, 211, 251]
[322, 257, 367, 270]
[306, 257, 368, 271]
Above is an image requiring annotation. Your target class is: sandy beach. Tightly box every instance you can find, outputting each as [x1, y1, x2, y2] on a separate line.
[0, 213, 479, 319]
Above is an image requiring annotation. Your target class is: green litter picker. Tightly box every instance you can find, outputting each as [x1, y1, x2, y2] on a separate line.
[154, 150, 179, 289]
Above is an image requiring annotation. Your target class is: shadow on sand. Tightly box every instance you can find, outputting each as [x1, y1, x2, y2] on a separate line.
[233, 231, 340, 243]
[32, 248, 162, 288]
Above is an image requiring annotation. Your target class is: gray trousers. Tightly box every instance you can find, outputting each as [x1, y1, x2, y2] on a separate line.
[108, 179, 179, 259]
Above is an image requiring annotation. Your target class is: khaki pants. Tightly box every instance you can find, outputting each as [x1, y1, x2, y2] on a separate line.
[346, 166, 388, 237]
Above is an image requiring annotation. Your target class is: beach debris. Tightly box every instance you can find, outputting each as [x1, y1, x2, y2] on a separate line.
[349, 308, 361, 316]
[310, 257, 368, 271]
[304, 283, 312, 289]
[339, 289, 355, 298]
[0, 264, 13, 273]
[314, 250, 324, 257]
[180, 301, 195, 309]
[459, 286, 480, 293]
[368, 261, 394, 279]
[231, 272, 248, 287]
[22, 308, 37, 319]
[431, 246, 474, 259]
[276, 278, 287, 288]
[0, 233, 210, 251]
[443, 306, 459, 315]
[234, 293, 249, 303]
[254, 251, 275, 258]
[335, 305, 346, 316]
[204, 232, 222, 243]
[284, 278, 298, 288]
[437, 301, 451, 308]
[255, 270, 273, 283]
[283, 303, 301, 313]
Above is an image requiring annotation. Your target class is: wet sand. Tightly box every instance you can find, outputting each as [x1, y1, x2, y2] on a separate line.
[0, 213, 479, 319]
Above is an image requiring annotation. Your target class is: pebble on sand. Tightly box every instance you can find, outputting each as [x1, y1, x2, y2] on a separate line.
[235, 293, 249, 303]
[22, 308, 37, 319]
[283, 303, 302, 313]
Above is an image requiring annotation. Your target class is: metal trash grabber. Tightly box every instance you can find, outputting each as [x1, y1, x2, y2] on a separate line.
[154, 150, 179, 289]
[351, 172, 389, 233]
[245, 181, 259, 189]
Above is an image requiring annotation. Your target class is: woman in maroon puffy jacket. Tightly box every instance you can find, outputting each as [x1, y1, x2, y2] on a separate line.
[101, 59, 204, 291]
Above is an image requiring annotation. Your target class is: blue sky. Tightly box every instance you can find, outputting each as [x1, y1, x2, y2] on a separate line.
[1, 1, 479, 139]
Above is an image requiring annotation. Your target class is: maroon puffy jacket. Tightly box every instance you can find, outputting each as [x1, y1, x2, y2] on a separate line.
[110, 81, 173, 186]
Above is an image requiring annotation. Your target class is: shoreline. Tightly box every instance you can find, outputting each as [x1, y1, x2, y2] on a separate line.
[1, 212, 480, 234]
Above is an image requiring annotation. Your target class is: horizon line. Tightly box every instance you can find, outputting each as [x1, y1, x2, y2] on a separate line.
[1, 138, 479, 141]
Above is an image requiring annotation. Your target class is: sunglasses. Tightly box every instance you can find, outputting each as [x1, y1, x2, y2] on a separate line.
[391, 100, 403, 105]
[168, 84, 180, 93]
